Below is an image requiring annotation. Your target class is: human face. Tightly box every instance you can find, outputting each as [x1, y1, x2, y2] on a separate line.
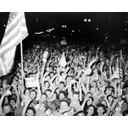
[72, 94, 79, 102]
[59, 83, 64, 91]
[106, 59, 109, 65]
[101, 101, 107, 107]
[59, 93, 65, 100]
[10, 100, 16, 108]
[106, 88, 112, 95]
[2, 80, 8, 88]
[0, 87, 4, 96]
[50, 73, 54, 78]
[39, 103, 46, 111]
[44, 82, 50, 88]
[125, 94, 128, 102]
[108, 96, 113, 103]
[26, 109, 34, 116]
[60, 101, 68, 111]
[91, 81, 97, 87]
[87, 106, 94, 116]
[40, 94, 47, 102]
[3, 105, 11, 114]
[87, 98, 93, 106]
[45, 76, 50, 81]
[121, 102, 128, 112]
[97, 107, 104, 115]
[30, 91, 36, 100]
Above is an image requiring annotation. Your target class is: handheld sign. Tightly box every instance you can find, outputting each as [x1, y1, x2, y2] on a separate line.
[25, 77, 38, 88]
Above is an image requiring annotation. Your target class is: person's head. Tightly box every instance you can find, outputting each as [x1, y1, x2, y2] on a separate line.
[38, 102, 48, 112]
[44, 81, 50, 89]
[93, 68, 99, 74]
[40, 93, 47, 103]
[9, 98, 16, 108]
[107, 95, 114, 103]
[75, 111, 85, 116]
[59, 81, 65, 91]
[45, 89, 52, 99]
[86, 105, 96, 116]
[25, 107, 36, 116]
[50, 72, 54, 78]
[72, 92, 79, 102]
[121, 101, 128, 112]
[87, 97, 94, 106]
[49, 66, 53, 71]
[123, 110, 128, 116]
[59, 91, 67, 100]
[60, 99, 70, 111]
[24, 89, 30, 96]
[45, 75, 50, 81]
[49, 102, 57, 112]
[86, 92, 92, 97]
[101, 100, 107, 107]
[2, 104, 11, 114]
[2, 79, 8, 85]
[104, 86, 114, 96]
[97, 104, 106, 116]
[91, 81, 97, 87]
[106, 59, 110, 65]
[30, 90, 37, 100]
[0, 86, 4, 96]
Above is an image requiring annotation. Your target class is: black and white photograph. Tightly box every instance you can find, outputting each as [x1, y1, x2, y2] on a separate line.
[1, 11, 128, 117]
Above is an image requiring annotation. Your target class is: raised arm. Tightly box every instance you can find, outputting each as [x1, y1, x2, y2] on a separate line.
[0, 90, 11, 115]
[22, 98, 31, 116]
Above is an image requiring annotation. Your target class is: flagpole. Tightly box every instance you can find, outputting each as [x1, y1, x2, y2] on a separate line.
[20, 37, 24, 87]
[19, 12, 24, 89]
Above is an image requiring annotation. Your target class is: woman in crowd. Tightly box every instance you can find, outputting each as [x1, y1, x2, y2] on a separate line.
[0, 40, 128, 116]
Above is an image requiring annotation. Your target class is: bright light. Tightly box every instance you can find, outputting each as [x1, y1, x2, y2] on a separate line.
[96, 28, 99, 30]
[79, 30, 81, 32]
[126, 21, 128, 23]
[125, 28, 127, 31]
[4, 25, 6, 27]
[72, 30, 74, 32]
[84, 19, 87, 22]
[53, 36, 56, 38]
[88, 19, 91, 22]
[62, 25, 67, 28]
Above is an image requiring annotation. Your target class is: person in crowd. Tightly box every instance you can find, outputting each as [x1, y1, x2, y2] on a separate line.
[1, 40, 128, 116]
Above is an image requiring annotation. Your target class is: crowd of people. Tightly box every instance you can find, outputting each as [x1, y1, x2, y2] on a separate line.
[0, 39, 128, 116]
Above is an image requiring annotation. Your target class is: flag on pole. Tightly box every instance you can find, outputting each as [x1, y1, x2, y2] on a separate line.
[0, 12, 28, 77]
[59, 52, 67, 67]
[110, 58, 123, 80]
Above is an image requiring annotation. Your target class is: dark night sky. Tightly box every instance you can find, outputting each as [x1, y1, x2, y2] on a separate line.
[0, 12, 128, 44]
